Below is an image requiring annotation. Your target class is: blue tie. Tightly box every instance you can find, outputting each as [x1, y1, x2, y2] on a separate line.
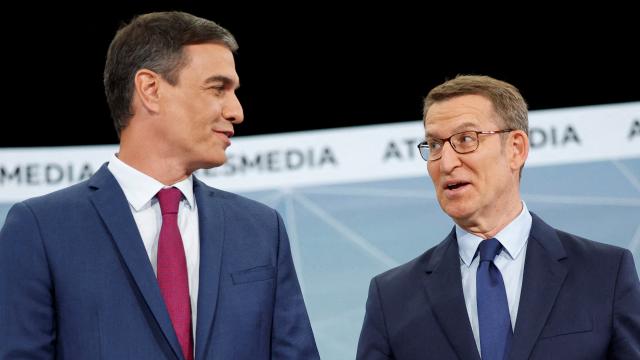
[477, 238, 513, 360]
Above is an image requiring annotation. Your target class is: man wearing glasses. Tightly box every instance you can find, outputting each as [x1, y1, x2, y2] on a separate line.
[357, 75, 640, 359]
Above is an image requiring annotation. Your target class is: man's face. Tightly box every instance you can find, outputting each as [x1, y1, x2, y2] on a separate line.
[425, 94, 519, 228]
[157, 43, 243, 171]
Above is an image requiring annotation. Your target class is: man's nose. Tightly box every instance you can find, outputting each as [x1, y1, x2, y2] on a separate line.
[438, 141, 462, 173]
[223, 93, 244, 124]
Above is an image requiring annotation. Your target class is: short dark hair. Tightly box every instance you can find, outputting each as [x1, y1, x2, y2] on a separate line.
[423, 75, 528, 135]
[104, 11, 238, 136]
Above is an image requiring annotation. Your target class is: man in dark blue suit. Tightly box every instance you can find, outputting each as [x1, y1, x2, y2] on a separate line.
[357, 75, 640, 359]
[0, 11, 319, 359]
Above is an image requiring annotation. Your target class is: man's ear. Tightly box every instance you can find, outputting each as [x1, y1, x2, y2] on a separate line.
[509, 130, 529, 172]
[133, 69, 161, 114]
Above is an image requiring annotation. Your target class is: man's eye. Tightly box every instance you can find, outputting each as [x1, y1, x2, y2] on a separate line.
[461, 135, 474, 143]
[428, 141, 442, 150]
[209, 86, 225, 95]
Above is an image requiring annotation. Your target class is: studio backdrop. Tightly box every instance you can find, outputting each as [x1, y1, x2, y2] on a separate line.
[1, 102, 639, 359]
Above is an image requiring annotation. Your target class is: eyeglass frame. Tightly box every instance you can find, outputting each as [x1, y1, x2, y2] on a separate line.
[417, 129, 513, 161]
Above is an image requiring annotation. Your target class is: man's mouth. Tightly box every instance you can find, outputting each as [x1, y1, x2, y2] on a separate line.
[446, 182, 467, 190]
[443, 181, 470, 194]
[213, 130, 233, 146]
[214, 129, 234, 138]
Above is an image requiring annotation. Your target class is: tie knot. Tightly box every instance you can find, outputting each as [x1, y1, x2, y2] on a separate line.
[478, 238, 502, 262]
[157, 187, 182, 215]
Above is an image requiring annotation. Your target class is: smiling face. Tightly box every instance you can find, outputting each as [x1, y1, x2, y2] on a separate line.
[425, 94, 524, 233]
[157, 43, 243, 172]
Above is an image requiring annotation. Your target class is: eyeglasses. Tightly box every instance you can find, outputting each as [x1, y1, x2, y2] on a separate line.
[417, 129, 513, 161]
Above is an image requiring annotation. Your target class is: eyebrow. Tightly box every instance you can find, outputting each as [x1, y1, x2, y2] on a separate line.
[426, 121, 478, 139]
[203, 75, 240, 89]
[451, 122, 479, 133]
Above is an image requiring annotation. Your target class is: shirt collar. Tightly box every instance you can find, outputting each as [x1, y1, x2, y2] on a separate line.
[107, 153, 195, 211]
[457, 201, 532, 267]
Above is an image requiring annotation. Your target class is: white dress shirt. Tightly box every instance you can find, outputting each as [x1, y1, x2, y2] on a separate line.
[457, 201, 532, 354]
[108, 154, 200, 340]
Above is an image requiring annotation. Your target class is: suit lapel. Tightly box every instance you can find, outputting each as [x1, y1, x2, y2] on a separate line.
[421, 229, 481, 360]
[88, 165, 184, 360]
[192, 178, 226, 359]
[509, 213, 567, 360]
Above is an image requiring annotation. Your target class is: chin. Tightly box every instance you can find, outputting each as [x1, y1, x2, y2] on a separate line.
[195, 154, 227, 170]
[442, 203, 475, 223]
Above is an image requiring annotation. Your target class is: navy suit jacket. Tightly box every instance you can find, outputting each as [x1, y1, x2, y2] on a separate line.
[0, 165, 319, 359]
[357, 213, 640, 359]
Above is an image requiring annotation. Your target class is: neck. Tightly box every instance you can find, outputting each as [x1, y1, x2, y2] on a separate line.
[118, 131, 191, 186]
[457, 198, 523, 239]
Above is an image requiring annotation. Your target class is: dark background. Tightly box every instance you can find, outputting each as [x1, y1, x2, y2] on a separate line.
[4, 4, 637, 148]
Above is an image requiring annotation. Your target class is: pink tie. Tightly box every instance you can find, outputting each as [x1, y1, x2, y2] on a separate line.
[157, 187, 193, 360]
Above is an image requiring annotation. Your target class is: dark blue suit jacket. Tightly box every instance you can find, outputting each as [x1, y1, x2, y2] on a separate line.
[357, 213, 640, 359]
[0, 165, 319, 359]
